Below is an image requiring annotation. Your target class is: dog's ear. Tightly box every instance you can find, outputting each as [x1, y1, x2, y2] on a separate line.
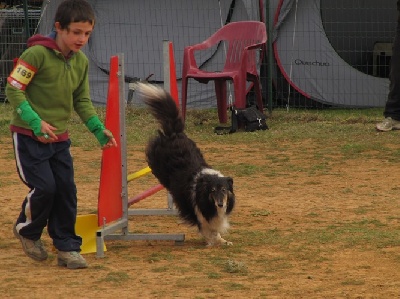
[226, 177, 234, 192]
[196, 175, 209, 187]
[224, 176, 235, 214]
[195, 176, 211, 194]
[226, 189, 235, 214]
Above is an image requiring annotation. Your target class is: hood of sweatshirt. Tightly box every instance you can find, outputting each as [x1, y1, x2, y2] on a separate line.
[27, 31, 73, 59]
[27, 31, 59, 50]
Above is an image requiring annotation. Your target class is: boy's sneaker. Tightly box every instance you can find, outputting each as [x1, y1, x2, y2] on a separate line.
[13, 224, 48, 261]
[58, 251, 88, 269]
[376, 117, 400, 131]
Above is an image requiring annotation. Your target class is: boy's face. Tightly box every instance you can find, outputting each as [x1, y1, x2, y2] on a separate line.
[55, 21, 94, 55]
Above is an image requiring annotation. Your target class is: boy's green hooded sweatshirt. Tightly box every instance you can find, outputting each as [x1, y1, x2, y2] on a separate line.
[6, 32, 97, 139]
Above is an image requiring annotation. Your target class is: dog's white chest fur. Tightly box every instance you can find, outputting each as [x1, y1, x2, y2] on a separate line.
[192, 168, 232, 246]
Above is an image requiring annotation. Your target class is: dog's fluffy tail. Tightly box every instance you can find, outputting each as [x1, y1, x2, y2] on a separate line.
[136, 83, 184, 136]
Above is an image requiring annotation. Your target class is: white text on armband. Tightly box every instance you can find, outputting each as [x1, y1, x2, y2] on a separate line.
[7, 60, 37, 90]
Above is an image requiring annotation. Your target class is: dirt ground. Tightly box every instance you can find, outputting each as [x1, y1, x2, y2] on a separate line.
[0, 134, 399, 298]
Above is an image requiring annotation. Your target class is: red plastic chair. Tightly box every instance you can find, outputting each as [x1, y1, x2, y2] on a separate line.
[181, 21, 267, 123]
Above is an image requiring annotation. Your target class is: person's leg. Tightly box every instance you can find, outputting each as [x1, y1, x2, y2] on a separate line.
[46, 140, 87, 269]
[384, 18, 400, 120]
[47, 139, 82, 252]
[12, 133, 56, 260]
[13, 133, 56, 238]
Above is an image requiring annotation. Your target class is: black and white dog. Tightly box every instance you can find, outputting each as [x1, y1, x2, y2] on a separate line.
[137, 83, 235, 246]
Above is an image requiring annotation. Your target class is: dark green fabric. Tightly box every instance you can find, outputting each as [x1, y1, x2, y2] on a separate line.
[16, 100, 43, 136]
[85, 115, 109, 146]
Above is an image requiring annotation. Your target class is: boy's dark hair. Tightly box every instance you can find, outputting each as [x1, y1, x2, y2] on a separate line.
[55, 0, 95, 29]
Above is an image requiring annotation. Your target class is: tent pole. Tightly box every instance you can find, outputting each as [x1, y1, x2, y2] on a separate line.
[23, 0, 30, 40]
[266, 0, 273, 113]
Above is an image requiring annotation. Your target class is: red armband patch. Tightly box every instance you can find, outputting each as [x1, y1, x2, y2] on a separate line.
[7, 60, 37, 90]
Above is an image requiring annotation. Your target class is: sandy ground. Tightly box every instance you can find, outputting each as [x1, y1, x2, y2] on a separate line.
[0, 135, 399, 298]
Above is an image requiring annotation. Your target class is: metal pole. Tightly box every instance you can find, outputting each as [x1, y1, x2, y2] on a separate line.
[23, 0, 30, 40]
[266, 0, 273, 113]
[118, 53, 128, 235]
[163, 40, 170, 92]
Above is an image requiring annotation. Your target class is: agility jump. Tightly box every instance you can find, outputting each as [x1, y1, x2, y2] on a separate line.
[94, 42, 184, 258]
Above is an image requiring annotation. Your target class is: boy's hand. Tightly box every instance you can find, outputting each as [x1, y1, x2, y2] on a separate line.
[101, 129, 118, 149]
[85, 115, 116, 147]
[37, 120, 58, 143]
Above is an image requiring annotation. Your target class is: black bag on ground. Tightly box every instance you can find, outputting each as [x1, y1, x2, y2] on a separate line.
[214, 106, 268, 134]
[235, 106, 268, 132]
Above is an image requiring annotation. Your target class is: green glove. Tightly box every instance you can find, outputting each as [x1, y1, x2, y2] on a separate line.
[16, 100, 42, 136]
[85, 115, 110, 146]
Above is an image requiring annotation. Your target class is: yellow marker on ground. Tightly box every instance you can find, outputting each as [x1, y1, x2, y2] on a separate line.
[75, 214, 106, 254]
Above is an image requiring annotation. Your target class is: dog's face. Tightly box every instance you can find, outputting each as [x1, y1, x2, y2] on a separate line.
[209, 178, 229, 209]
[195, 175, 235, 216]
[208, 176, 234, 211]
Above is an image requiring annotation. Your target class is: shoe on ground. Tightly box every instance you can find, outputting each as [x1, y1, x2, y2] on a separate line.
[13, 224, 48, 261]
[58, 251, 88, 269]
[376, 117, 400, 131]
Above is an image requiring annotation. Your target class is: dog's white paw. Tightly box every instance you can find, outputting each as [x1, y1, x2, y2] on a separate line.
[206, 239, 233, 246]
[221, 239, 233, 246]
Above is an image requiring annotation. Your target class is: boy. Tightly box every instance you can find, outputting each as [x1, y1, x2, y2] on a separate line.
[6, 0, 117, 269]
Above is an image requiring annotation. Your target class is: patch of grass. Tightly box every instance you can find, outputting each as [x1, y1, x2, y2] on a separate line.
[306, 212, 319, 218]
[151, 266, 170, 273]
[354, 207, 371, 215]
[223, 259, 248, 274]
[146, 250, 175, 263]
[189, 261, 206, 272]
[341, 279, 365, 286]
[288, 220, 400, 251]
[90, 264, 108, 270]
[207, 272, 222, 279]
[341, 143, 366, 155]
[223, 281, 249, 291]
[233, 218, 400, 261]
[231, 163, 262, 177]
[101, 271, 130, 284]
[255, 256, 293, 271]
[251, 209, 271, 217]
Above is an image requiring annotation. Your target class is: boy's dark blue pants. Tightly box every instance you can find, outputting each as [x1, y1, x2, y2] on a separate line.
[12, 133, 82, 252]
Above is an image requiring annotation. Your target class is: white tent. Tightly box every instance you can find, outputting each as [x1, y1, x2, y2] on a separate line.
[37, 0, 395, 108]
[272, 0, 396, 107]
